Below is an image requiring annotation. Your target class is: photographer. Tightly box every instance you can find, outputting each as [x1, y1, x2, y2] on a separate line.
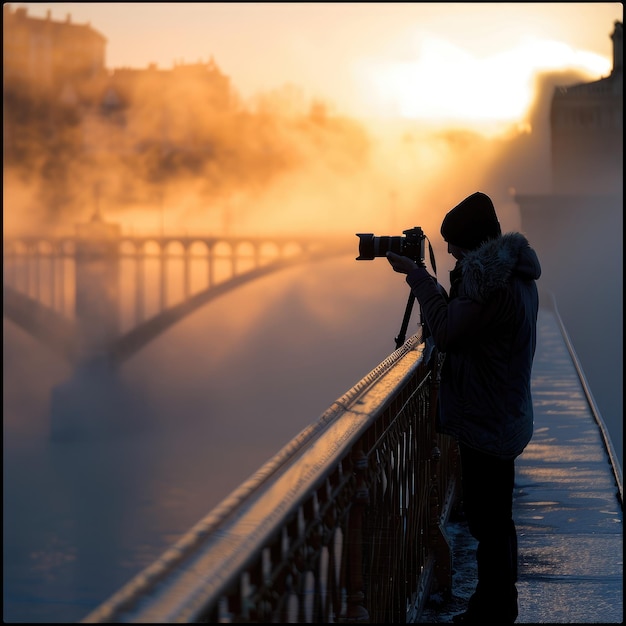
[386, 191, 541, 624]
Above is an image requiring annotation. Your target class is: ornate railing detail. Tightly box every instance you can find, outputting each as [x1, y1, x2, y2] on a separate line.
[82, 331, 460, 623]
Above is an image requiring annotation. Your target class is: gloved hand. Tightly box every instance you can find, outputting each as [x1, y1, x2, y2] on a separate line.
[386, 251, 425, 275]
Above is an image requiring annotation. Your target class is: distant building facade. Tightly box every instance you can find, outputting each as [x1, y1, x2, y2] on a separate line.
[514, 20, 622, 284]
[550, 21, 623, 193]
[3, 4, 233, 157]
[514, 21, 623, 435]
[3, 4, 107, 92]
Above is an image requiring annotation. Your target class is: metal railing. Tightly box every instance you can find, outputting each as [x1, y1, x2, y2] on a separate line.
[82, 329, 460, 623]
[544, 291, 623, 505]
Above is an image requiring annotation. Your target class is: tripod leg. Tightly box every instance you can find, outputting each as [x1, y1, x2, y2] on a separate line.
[395, 292, 416, 349]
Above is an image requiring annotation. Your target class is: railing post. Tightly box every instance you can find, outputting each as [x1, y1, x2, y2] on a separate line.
[159, 245, 167, 311]
[207, 243, 214, 288]
[427, 350, 452, 596]
[183, 243, 191, 299]
[340, 442, 370, 622]
[134, 244, 145, 325]
[59, 242, 67, 317]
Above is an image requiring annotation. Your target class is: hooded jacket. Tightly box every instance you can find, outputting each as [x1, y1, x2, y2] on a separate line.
[406, 232, 541, 459]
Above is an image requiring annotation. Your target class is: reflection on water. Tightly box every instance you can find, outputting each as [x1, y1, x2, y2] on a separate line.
[3, 256, 410, 623]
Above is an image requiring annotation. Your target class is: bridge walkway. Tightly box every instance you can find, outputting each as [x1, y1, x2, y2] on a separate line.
[418, 306, 623, 623]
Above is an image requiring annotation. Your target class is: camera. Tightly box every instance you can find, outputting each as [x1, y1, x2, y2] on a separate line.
[356, 227, 425, 262]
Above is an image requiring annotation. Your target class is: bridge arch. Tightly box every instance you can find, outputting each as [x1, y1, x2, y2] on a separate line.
[37, 240, 54, 255]
[119, 240, 138, 255]
[259, 241, 280, 261]
[3, 232, 353, 365]
[110, 245, 350, 364]
[60, 239, 76, 255]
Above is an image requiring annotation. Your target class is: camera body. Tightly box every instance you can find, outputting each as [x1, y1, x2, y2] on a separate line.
[356, 226, 425, 262]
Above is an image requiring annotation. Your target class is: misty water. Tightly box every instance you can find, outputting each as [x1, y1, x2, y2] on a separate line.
[4, 256, 418, 623]
[4, 240, 622, 623]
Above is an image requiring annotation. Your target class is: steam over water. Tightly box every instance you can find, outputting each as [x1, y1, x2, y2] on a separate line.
[3, 68, 621, 622]
[3, 258, 417, 622]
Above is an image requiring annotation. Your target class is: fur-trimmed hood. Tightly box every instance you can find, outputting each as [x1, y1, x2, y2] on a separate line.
[459, 232, 541, 303]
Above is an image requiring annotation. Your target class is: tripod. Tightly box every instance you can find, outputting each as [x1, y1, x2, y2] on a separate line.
[394, 291, 419, 349]
[391, 234, 437, 349]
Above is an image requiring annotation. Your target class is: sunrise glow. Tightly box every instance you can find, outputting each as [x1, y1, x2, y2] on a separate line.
[359, 37, 613, 123]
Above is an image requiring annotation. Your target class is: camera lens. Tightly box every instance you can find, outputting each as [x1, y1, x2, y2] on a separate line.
[356, 234, 403, 260]
[356, 233, 375, 259]
[376, 236, 403, 256]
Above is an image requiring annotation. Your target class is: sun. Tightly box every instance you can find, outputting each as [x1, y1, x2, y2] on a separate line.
[358, 36, 612, 128]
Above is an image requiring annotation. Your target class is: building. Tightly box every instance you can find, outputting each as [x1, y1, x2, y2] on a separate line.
[3, 4, 107, 93]
[550, 21, 623, 193]
[3, 5, 233, 159]
[3, 4, 231, 108]
[514, 21, 623, 444]
[514, 20, 622, 289]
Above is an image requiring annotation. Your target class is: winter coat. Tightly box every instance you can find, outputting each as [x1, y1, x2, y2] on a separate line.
[406, 232, 541, 460]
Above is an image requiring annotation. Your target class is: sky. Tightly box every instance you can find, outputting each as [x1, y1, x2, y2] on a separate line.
[13, 2, 624, 124]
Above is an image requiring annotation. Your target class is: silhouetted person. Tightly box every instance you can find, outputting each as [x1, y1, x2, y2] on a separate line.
[387, 192, 541, 624]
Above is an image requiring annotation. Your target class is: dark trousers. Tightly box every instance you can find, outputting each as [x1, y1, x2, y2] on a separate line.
[459, 443, 519, 622]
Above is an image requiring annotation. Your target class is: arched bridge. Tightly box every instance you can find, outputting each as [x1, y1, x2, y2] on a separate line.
[3, 215, 353, 365]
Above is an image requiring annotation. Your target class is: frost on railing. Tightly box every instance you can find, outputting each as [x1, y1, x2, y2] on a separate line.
[82, 331, 460, 624]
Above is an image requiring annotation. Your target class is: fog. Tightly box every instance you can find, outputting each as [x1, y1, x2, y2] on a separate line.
[3, 61, 622, 621]
[4, 59, 554, 239]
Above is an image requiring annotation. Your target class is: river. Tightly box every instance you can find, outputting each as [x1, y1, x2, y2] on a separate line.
[3, 256, 412, 622]
[3, 254, 621, 623]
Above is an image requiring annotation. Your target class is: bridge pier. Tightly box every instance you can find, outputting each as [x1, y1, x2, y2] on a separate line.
[4, 221, 353, 439]
[50, 213, 134, 440]
[74, 211, 121, 360]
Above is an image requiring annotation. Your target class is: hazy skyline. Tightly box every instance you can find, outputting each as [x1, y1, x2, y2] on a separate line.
[13, 2, 624, 126]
